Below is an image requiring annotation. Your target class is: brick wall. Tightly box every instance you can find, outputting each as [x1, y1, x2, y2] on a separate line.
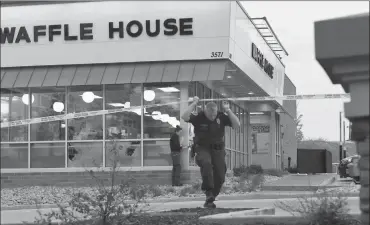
[0, 170, 201, 188]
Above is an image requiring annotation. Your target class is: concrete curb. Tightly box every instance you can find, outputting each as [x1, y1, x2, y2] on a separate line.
[199, 211, 361, 225]
[262, 175, 340, 191]
[319, 174, 337, 186]
[199, 207, 275, 224]
[1, 191, 359, 211]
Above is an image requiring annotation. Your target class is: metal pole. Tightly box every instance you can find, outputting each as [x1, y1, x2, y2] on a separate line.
[339, 112, 342, 161]
[343, 121, 346, 158]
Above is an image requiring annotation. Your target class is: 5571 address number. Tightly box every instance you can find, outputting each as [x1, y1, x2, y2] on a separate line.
[211, 52, 224, 58]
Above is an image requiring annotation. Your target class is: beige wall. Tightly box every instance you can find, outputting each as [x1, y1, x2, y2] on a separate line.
[281, 75, 297, 168]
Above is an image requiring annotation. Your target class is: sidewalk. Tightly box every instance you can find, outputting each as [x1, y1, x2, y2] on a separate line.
[1, 190, 359, 211]
[1, 197, 360, 225]
[262, 174, 338, 191]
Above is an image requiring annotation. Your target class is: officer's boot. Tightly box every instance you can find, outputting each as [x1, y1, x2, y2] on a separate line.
[203, 190, 216, 208]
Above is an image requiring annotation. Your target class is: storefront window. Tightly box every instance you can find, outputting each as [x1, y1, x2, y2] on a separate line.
[204, 86, 212, 105]
[30, 87, 66, 141]
[67, 142, 103, 167]
[1, 143, 28, 168]
[143, 140, 171, 166]
[225, 150, 230, 170]
[1, 89, 11, 142]
[235, 106, 240, 152]
[230, 103, 236, 150]
[196, 82, 204, 112]
[30, 143, 65, 168]
[143, 83, 180, 139]
[213, 92, 221, 110]
[67, 86, 103, 140]
[240, 152, 244, 166]
[188, 82, 196, 98]
[105, 84, 141, 140]
[2, 88, 29, 142]
[105, 140, 141, 167]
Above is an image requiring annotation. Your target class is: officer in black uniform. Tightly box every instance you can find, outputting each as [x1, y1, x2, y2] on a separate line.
[170, 125, 183, 186]
[182, 96, 240, 208]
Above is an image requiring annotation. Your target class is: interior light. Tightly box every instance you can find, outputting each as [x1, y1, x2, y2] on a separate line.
[152, 115, 161, 120]
[124, 102, 131, 108]
[248, 91, 254, 95]
[226, 75, 232, 79]
[109, 103, 126, 107]
[81, 92, 95, 103]
[21, 94, 35, 105]
[53, 102, 64, 112]
[144, 90, 156, 101]
[250, 112, 265, 115]
[157, 87, 180, 92]
[160, 114, 170, 122]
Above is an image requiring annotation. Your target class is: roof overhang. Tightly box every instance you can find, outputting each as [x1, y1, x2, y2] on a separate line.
[0, 59, 229, 88]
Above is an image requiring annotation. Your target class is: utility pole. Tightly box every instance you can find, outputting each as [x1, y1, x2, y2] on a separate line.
[339, 112, 343, 161]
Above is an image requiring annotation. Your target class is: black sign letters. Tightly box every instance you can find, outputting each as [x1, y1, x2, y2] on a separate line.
[0, 18, 194, 45]
[108, 18, 193, 39]
[251, 43, 274, 79]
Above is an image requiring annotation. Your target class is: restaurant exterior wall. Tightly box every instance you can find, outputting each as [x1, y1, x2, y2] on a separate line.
[0, 1, 231, 67]
[228, 2, 285, 104]
[281, 75, 297, 169]
[0, 1, 292, 185]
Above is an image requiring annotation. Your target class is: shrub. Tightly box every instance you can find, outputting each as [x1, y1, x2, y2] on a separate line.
[33, 139, 147, 225]
[287, 166, 299, 174]
[179, 186, 198, 196]
[148, 185, 163, 197]
[264, 168, 288, 177]
[275, 189, 360, 225]
[165, 186, 176, 193]
[191, 179, 202, 190]
[233, 165, 248, 177]
[233, 165, 264, 177]
[233, 173, 265, 193]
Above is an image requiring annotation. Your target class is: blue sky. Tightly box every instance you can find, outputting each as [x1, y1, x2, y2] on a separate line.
[242, 1, 369, 141]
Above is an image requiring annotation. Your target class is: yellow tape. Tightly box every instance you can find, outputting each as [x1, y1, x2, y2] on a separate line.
[1, 93, 350, 128]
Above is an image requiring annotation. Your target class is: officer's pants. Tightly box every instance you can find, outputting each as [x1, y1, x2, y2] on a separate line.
[195, 145, 226, 198]
[171, 152, 181, 185]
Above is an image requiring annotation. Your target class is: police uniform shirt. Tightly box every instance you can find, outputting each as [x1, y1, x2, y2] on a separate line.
[188, 111, 232, 146]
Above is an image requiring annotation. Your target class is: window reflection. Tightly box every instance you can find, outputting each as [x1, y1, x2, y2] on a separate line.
[2, 89, 29, 142]
[105, 84, 141, 139]
[31, 143, 65, 168]
[225, 150, 231, 170]
[196, 83, 204, 112]
[1, 89, 11, 142]
[105, 140, 141, 167]
[1, 143, 28, 168]
[67, 86, 103, 140]
[143, 83, 180, 139]
[30, 87, 66, 141]
[67, 142, 103, 167]
[143, 140, 172, 166]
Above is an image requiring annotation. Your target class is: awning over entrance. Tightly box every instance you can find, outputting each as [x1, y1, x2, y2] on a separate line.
[0, 59, 228, 88]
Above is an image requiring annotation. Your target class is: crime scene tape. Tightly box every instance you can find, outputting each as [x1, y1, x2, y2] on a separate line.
[0, 93, 350, 128]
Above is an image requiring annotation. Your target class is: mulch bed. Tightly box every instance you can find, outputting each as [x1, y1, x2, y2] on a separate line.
[124, 207, 254, 225]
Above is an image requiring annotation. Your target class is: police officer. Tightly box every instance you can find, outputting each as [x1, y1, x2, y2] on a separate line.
[182, 96, 240, 208]
[170, 125, 183, 186]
